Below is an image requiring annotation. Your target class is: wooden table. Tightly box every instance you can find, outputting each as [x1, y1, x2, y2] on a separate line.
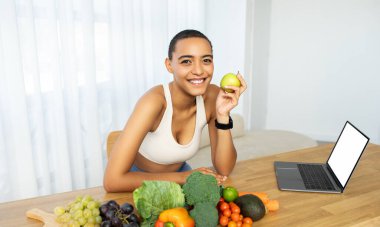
[1, 144, 380, 227]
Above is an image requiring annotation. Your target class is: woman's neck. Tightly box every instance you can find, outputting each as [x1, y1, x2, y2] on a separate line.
[169, 82, 196, 111]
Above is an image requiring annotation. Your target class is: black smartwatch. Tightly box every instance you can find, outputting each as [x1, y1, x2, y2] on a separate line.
[215, 116, 233, 130]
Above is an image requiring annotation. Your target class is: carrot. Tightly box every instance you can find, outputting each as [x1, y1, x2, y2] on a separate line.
[238, 192, 269, 204]
[265, 199, 280, 211]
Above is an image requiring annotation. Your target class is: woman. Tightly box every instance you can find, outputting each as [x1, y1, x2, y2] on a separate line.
[103, 29, 247, 192]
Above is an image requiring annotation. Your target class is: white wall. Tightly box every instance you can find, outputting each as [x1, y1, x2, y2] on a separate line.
[247, 0, 272, 129]
[253, 0, 380, 144]
[206, 0, 247, 115]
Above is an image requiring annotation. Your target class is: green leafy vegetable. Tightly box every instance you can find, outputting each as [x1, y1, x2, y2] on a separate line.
[133, 181, 185, 227]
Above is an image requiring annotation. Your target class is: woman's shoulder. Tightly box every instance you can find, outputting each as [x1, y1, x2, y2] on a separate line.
[142, 84, 165, 99]
[136, 85, 166, 112]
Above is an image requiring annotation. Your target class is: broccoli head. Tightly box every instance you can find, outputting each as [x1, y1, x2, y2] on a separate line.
[182, 171, 221, 206]
[190, 202, 219, 227]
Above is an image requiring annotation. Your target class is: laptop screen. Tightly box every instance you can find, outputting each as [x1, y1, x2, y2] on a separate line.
[327, 122, 369, 187]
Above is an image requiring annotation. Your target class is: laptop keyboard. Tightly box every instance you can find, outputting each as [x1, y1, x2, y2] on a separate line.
[297, 164, 335, 191]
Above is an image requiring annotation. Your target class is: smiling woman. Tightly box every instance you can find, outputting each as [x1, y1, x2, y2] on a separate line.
[103, 30, 247, 192]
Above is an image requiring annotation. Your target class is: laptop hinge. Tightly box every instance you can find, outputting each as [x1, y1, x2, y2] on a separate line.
[326, 163, 344, 191]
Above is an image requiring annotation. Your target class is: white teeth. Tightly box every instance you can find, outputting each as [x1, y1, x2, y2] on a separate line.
[189, 79, 204, 84]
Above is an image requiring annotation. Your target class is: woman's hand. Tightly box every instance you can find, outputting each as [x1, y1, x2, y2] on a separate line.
[194, 167, 227, 184]
[215, 72, 247, 118]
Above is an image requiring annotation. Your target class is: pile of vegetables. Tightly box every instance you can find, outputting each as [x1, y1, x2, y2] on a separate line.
[132, 172, 279, 227]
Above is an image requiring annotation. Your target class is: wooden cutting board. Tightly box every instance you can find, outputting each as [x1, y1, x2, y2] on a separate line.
[26, 208, 60, 227]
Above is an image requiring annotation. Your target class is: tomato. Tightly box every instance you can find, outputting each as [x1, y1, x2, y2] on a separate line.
[223, 209, 232, 218]
[239, 214, 244, 221]
[229, 202, 237, 207]
[219, 215, 229, 226]
[219, 202, 229, 211]
[228, 202, 241, 214]
[236, 221, 242, 227]
[241, 223, 252, 227]
[231, 213, 240, 222]
[217, 197, 225, 207]
[228, 221, 237, 227]
[231, 205, 240, 214]
[243, 217, 253, 224]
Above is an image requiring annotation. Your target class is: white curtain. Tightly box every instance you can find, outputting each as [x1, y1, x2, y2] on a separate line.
[0, 0, 206, 203]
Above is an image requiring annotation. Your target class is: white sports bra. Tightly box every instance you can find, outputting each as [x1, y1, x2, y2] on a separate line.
[138, 84, 207, 165]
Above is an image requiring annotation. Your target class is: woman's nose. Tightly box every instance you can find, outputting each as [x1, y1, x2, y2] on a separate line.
[191, 61, 204, 75]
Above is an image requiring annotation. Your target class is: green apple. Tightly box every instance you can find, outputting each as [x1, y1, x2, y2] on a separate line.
[220, 73, 241, 93]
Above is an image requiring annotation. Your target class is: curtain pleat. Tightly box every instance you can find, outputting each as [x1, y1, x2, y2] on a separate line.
[80, 0, 103, 187]
[0, 0, 39, 200]
[108, 0, 129, 129]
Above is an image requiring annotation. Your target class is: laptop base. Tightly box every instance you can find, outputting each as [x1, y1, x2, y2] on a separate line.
[274, 161, 342, 193]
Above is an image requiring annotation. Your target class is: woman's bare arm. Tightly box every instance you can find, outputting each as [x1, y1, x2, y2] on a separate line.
[207, 74, 247, 176]
[103, 88, 188, 192]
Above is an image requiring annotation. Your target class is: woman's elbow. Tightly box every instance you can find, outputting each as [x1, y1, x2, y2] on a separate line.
[103, 174, 119, 193]
[103, 172, 137, 192]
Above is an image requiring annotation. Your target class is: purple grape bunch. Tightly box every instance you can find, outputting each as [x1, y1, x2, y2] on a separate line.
[99, 200, 140, 227]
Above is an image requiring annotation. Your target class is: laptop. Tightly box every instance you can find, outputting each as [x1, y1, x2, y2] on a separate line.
[274, 121, 369, 193]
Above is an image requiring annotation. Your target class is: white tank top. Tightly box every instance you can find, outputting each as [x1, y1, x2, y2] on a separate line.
[138, 84, 207, 165]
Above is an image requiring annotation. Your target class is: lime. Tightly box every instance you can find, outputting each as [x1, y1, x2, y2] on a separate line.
[223, 186, 239, 202]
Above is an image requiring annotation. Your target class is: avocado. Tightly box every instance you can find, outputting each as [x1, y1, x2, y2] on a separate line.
[234, 194, 266, 221]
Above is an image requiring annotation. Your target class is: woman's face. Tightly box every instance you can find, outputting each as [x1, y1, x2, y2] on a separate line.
[166, 37, 214, 96]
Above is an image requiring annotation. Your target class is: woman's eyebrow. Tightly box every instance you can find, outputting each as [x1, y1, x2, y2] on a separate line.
[203, 54, 213, 59]
[178, 55, 193, 60]
[177, 54, 213, 60]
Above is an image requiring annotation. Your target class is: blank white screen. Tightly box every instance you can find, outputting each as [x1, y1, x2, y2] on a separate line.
[327, 122, 369, 187]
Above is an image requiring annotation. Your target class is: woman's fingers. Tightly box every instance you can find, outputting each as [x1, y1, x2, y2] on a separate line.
[236, 73, 247, 94]
[220, 90, 239, 106]
[195, 168, 227, 184]
[223, 86, 241, 100]
[223, 85, 240, 96]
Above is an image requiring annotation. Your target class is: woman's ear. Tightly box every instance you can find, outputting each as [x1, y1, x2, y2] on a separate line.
[165, 58, 173, 73]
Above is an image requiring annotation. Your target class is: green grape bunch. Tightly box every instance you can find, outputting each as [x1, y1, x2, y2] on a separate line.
[54, 195, 102, 227]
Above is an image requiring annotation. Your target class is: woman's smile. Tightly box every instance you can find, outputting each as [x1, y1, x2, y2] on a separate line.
[188, 78, 205, 85]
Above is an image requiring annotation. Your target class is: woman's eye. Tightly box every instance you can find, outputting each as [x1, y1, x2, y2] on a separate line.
[203, 59, 213, 64]
[181, 60, 191, 64]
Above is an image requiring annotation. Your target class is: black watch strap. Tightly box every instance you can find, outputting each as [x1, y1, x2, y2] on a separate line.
[215, 116, 233, 130]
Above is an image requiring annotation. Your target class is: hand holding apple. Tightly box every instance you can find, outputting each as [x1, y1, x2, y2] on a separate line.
[215, 72, 247, 118]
